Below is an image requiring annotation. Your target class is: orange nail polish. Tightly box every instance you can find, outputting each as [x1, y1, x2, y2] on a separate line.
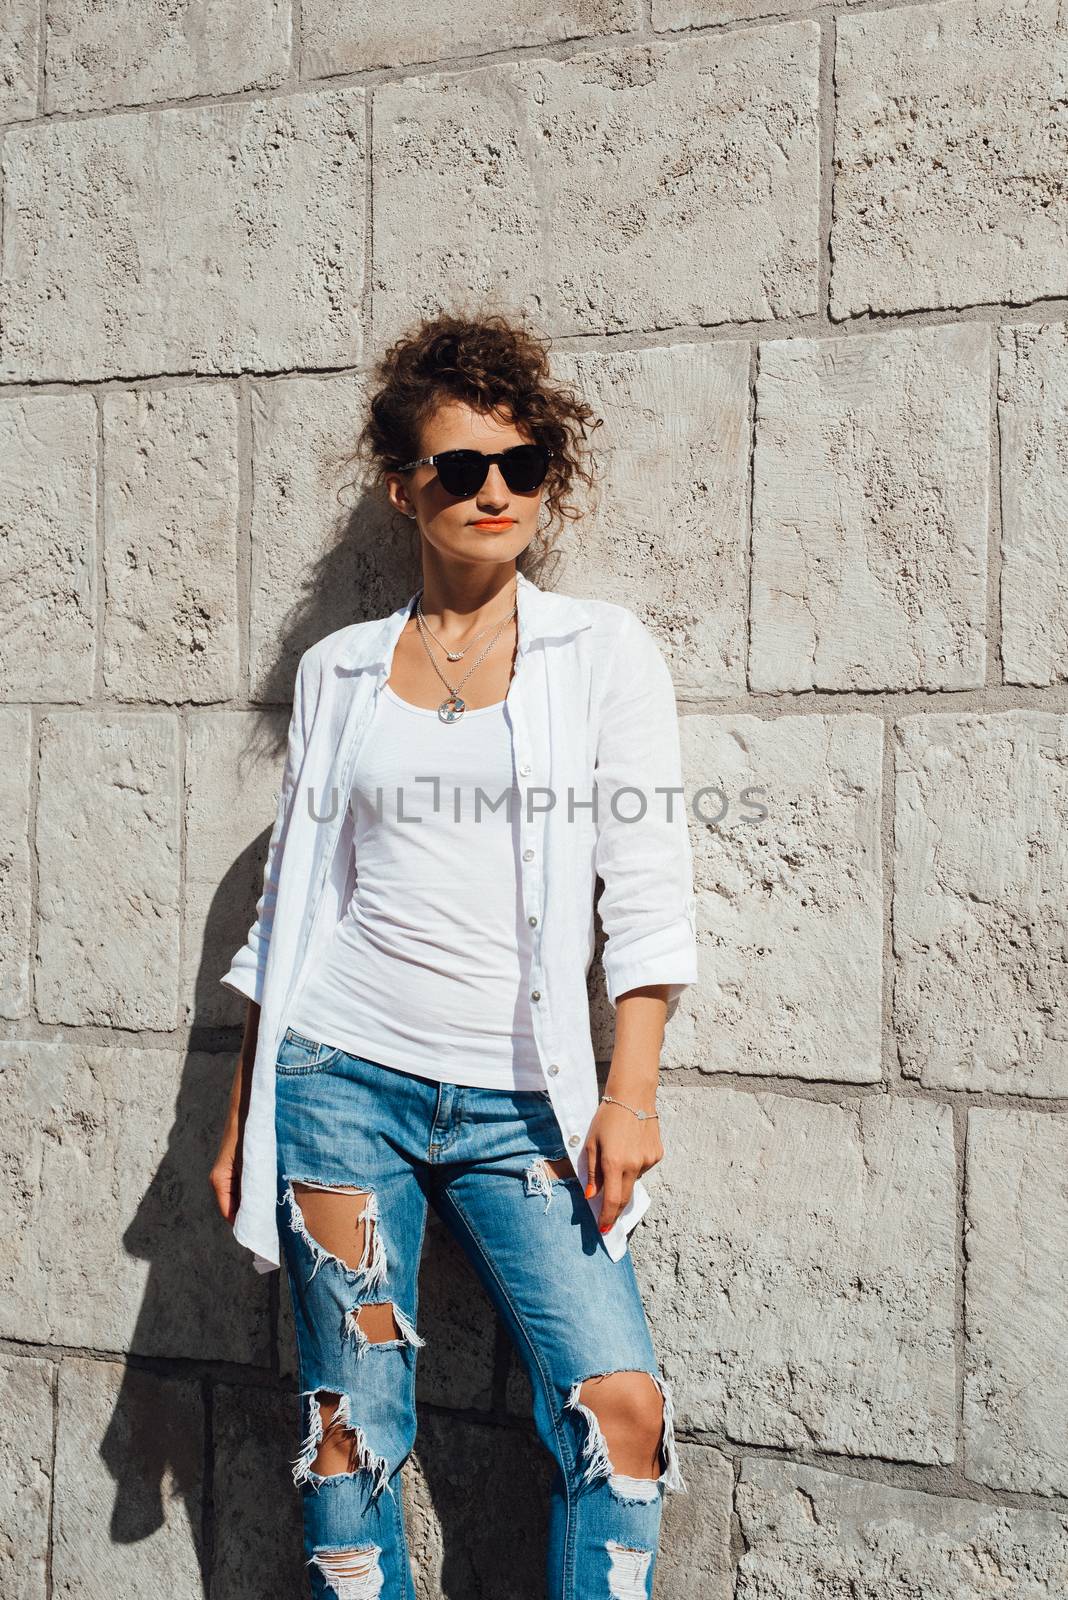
[584, 1182, 596, 1198]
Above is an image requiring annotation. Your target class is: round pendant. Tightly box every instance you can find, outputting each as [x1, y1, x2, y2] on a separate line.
[438, 695, 466, 723]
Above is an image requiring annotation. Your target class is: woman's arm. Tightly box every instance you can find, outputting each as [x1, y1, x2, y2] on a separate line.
[209, 997, 260, 1224]
[584, 607, 698, 1233]
[607, 983, 669, 1097]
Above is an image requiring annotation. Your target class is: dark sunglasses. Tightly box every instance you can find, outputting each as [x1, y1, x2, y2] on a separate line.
[396, 443, 553, 499]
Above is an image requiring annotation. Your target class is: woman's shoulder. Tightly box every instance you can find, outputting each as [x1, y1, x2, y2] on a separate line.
[579, 595, 668, 662]
[575, 593, 635, 628]
[545, 587, 653, 649]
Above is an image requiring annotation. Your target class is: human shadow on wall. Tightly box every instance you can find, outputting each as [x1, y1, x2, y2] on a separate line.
[101, 482, 580, 1598]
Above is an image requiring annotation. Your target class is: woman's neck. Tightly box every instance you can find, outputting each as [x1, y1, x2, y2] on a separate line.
[416, 565, 519, 639]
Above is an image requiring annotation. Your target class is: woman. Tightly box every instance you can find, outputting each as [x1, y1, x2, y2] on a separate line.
[210, 311, 699, 1600]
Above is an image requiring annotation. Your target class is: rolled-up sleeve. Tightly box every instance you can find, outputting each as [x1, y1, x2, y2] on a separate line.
[219, 647, 316, 1007]
[593, 608, 699, 1014]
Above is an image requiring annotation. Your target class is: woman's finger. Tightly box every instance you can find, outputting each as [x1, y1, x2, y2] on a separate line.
[583, 1137, 600, 1202]
[598, 1162, 629, 1233]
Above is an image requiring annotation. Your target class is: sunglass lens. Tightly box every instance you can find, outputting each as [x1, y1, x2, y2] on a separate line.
[501, 445, 549, 493]
[435, 452, 485, 497]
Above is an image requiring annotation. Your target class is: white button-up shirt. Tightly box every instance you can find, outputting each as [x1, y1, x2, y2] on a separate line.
[220, 569, 699, 1272]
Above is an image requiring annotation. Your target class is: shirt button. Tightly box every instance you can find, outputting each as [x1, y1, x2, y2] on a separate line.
[530, 989, 541, 1001]
[568, 1134, 580, 1147]
[519, 762, 531, 776]
[522, 848, 535, 861]
[528, 914, 538, 927]
[548, 1064, 560, 1076]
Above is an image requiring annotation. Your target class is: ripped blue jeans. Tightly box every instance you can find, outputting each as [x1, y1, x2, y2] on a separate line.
[273, 1026, 686, 1600]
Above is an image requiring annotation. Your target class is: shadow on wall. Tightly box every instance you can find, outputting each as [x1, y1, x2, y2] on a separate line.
[97, 481, 570, 1597]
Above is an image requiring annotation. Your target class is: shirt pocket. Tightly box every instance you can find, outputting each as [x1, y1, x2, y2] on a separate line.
[274, 1027, 345, 1076]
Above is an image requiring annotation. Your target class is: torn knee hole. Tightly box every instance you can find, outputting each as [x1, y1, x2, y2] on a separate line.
[284, 1178, 388, 1290]
[579, 1371, 665, 1463]
[309, 1392, 357, 1474]
[291, 1389, 393, 1501]
[308, 1543, 384, 1600]
[565, 1370, 687, 1496]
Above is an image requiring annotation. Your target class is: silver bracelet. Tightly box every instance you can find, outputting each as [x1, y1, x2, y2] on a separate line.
[600, 1092, 659, 1122]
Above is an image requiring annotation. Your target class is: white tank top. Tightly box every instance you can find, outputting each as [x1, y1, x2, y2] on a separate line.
[285, 682, 544, 1090]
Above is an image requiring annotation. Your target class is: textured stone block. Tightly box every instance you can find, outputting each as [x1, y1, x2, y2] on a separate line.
[654, 1444, 734, 1600]
[103, 385, 240, 703]
[373, 25, 819, 343]
[503, 1332, 533, 1417]
[53, 1358, 203, 1597]
[0, 0, 37, 121]
[735, 1455, 1068, 1597]
[999, 323, 1068, 686]
[37, 713, 180, 1028]
[411, 1210, 496, 1411]
[831, 0, 1068, 317]
[552, 341, 750, 699]
[186, 709, 288, 1027]
[1, 90, 366, 382]
[404, 1411, 552, 1596]
[0, 394, 96, 702]
[212, 1385, 303, 1600]
[44, 0, 289, 113]
[304, 0, 636, 76]
[670, 713, 883, 1082]
[0, 709, 31, 1020]
[638, 1087, 957, 1462]
[0, 1040, 271, 1363]
[750, 324, 989, 691]
[894, 712, 1068, 1096]
[964, 1108, 1068, 1495]
[0, 1355, 52, 1600]
[248, 375, 409, 703]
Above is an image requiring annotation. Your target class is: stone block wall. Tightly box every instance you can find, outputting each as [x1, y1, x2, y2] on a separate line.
[2, 2, 1067, 1596]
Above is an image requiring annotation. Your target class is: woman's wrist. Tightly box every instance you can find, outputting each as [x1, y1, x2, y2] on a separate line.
[604, 1058, 660, 1112]
[600, 1091, 659, 1122]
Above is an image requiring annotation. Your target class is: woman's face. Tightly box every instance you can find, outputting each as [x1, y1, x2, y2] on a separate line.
[386, 399, 544, 571]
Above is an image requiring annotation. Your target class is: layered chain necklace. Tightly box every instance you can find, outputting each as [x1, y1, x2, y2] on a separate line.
[415, 582, 518, 724]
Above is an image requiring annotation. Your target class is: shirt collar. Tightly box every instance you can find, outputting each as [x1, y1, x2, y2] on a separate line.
[335, 568, 594, 673]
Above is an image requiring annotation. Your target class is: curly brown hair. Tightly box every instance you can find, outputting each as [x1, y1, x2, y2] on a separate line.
[351, 308, 603, 577]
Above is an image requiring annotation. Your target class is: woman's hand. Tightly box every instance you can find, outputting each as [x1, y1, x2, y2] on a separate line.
[583, 1096, 664, 1234]
[210, 1110, 243, 1225]
[210, 998, 259, 1227]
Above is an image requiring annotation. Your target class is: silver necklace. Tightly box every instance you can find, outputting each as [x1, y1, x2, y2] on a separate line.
[414, 585, 517, 723]
[415, 597, 507, 661]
